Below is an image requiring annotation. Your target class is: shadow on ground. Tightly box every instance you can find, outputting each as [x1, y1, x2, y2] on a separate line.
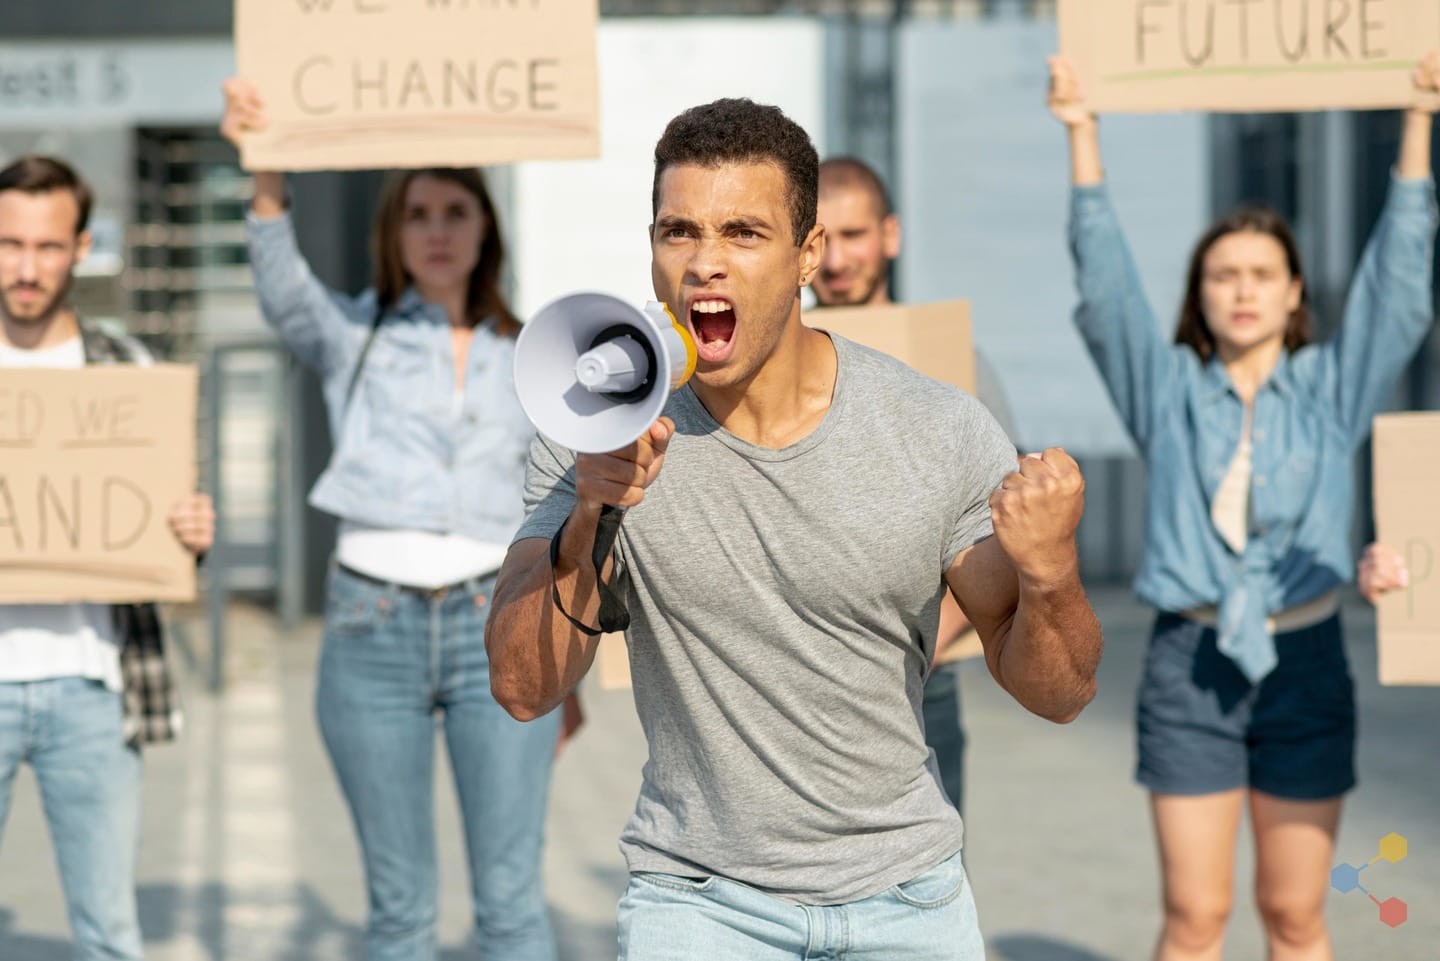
[1, 884, 619, 961]
[989, 933, 1124, 961]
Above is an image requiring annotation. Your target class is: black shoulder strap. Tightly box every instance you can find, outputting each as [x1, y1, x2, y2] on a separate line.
[343, 299, 386, 415]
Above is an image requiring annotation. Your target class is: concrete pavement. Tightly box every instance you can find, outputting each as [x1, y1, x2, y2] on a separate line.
[1, 588, 1436, 959]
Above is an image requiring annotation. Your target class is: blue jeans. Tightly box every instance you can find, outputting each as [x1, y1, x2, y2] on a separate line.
[922, 664, 966, 817]
[618, 850, 984, 960]
[316, 566, 561, 961]
[0, 677, 143, 961]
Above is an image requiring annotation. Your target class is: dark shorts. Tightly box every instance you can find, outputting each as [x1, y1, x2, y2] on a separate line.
[1136, 612, 1356, 800]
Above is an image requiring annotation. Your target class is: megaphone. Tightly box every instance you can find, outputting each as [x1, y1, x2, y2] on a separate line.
[514, 292, 698, 454]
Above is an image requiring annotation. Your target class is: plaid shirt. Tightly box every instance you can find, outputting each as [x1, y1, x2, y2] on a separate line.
[79, 322, 183, 746]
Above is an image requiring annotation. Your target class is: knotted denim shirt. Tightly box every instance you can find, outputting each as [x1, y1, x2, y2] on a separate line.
[245, 211, 534, 544]
[1069, 175, 1437, 681]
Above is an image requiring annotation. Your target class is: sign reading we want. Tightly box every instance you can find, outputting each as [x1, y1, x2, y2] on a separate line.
[235, 0, 600, 171]
[1060, 0, 1440, 113]
[0, 367, 198, 604]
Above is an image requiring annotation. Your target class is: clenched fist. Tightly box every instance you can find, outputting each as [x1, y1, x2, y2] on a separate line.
[574, 418, 674, 513]
[1413, 49, 1440, 113]
[989, 449, 1085, 584]
[1358, 542, 1407, 604]
[220, 77, 267, 148]
[1047, 55, 1096, 130]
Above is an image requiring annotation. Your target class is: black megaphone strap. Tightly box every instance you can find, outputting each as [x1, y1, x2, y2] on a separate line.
[549, 505, 630, 637]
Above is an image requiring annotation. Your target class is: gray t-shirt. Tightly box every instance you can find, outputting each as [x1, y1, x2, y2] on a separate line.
[514, 334, 1016, 905]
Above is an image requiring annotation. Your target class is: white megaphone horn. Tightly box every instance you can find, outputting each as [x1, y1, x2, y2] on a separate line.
[514, 293, 698, 454]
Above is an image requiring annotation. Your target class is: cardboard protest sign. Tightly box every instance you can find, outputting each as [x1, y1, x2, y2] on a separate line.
[0, 366, 198, 604]
[1059, 0, 1440, 114]
[1372, 412, 1440, 686]
[805, 300, 975, 394]
[598, 632, 629, 690]
[594, 300, 978, 692]
[235, 0, 600, 171]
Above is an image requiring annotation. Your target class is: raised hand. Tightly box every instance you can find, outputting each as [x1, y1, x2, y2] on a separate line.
[1047, 56, 1096, 130]
[220, 78, 267, 148]
[989, 449, 1085, 585]
[1411, 49, 1440, 113]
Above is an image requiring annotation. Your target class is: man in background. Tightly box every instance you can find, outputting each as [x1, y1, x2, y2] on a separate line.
[0, 155, 213, 961]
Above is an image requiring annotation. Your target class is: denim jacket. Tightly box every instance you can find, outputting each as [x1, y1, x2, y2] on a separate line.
[245, 211, 534, 543]
[1069, 175, 1438, 681]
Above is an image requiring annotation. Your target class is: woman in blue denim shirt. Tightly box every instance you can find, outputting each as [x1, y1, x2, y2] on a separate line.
[1049, 54, 1440, 961]
[222, 79, 572, 961]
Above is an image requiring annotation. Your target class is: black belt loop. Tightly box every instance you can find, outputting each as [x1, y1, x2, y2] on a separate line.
[549, 505, 630, 637]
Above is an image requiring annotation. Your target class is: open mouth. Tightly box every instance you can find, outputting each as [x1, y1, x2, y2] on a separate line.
[690, 298, 737, 363]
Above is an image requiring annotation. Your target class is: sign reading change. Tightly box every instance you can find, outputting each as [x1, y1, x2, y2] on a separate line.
[0, 366, 198, 604]
[1060, 0, 1440, 113]
[235, 0, 600, 171]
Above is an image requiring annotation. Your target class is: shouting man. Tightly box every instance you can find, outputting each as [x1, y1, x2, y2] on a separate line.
[487, 101, 1102, 959]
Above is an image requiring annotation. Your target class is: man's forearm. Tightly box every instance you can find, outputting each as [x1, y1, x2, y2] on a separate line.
[996, 566, 1102, 724]
[486, 511, 611, 721]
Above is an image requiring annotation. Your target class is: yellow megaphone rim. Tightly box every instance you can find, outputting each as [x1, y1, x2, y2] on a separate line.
[662, 302, 698, 386]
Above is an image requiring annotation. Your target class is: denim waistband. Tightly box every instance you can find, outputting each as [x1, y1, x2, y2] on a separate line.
[333, 561, 496, 600]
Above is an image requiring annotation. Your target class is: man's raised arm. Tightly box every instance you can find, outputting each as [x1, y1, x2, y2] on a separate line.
[946, 448, 1103, 724]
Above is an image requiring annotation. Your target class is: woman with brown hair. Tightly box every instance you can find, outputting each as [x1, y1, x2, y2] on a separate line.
[221, 79, 568, 961]
[1049, 53, 1440, 961]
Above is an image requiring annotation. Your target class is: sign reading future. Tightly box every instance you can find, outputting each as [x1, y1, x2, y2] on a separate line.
[234, 0, 601, 171]
[1060, 0, 1440, 113]
[0, 366, 198, 604]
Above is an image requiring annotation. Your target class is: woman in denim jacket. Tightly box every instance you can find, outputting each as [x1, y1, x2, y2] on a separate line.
[222, 79, 570, 961]
[1049, 54, 1439, 961]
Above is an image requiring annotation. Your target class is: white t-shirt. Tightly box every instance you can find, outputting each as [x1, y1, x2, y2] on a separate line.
[0, 337, 122, 691]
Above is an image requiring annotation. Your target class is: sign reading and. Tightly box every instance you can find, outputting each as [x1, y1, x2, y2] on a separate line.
[0, 366, 198, 603]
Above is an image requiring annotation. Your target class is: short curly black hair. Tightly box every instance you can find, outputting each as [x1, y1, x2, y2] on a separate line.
[652, 98, 819, 247]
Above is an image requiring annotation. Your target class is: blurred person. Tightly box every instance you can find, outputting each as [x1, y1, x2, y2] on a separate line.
[0, 155, 214, 961]
[1050, 52, 1440, 961]
[487, 97, 1104, 960]
[811, 156, 1020, 816]
[221, 80, 572, 961]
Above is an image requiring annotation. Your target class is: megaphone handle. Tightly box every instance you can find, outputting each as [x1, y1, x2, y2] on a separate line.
[548, 505, 631, 637]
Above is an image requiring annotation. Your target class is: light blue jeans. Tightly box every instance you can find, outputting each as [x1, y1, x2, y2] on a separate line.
[0, 677, 143, 961]
[316, 566, 561, 961]
[618, 850, 984, 960]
